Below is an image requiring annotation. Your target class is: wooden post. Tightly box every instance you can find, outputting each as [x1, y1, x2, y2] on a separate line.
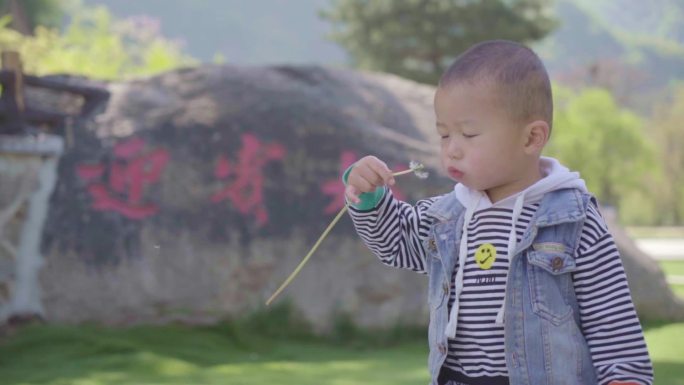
[1, 51, 25, 112]
[0, 50, 109, 137]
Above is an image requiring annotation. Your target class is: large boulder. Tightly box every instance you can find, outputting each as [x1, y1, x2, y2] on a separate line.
[39, 64, 684, 329]
[41, 65, 445, 329]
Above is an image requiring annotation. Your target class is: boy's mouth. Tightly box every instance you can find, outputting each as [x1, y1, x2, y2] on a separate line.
[447, 167, 464, 179]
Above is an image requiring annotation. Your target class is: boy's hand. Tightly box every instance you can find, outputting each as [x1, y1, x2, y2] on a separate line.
[345, 156, 396, 204]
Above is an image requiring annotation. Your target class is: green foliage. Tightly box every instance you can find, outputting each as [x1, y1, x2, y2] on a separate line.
[615, 85, 684, 226]
[327, 311, 425, 348]
[0, 4, 196, 80]
[321, 0, 557, 84]
[220, 302, 424, 349]
[227, 301, 315, 343]
[646, 86, 684, 225]
[546, 86, 657, 214]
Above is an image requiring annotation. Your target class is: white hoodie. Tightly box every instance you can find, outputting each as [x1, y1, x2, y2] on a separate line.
[445, 157, 588, 338]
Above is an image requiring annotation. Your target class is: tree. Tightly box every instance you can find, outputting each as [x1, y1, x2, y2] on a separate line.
[0, 5, 196, 80]
[545, 86, 656, 212]
[0, 0, 63, 34]
[320, 0, 557, 84]
[547, 85, 684, 320]
[649, 85, 684, 225]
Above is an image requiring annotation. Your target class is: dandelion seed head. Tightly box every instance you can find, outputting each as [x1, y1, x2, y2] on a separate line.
[409, 161, 429, 179]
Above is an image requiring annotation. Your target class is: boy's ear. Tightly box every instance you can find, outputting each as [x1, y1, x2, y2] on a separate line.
[523, 120, 550, 154]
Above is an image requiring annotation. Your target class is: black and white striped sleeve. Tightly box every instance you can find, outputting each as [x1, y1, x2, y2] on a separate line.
[347, 189, 436, 274]
[573, 203, 654, 385]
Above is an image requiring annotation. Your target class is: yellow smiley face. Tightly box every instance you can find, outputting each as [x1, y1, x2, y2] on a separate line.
[474, 243, 497, 270]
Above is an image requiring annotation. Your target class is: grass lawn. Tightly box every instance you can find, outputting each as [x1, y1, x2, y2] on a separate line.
[671, 285, 684, 297]
[0, 323, 429, 385]
[644, 322, 684, 385]
[659, 260, 684, 276]
[626, 226, 684, 296]
[1, 318, 683, 385]
[658, 260, 684, 297]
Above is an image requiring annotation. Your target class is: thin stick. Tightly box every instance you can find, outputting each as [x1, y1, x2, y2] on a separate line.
[266, 205, 348, 306]
[391, 168, 415, 177]
[265, 166, 422, 306]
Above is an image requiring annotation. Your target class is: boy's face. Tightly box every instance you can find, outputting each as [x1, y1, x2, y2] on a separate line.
[434, 81, 535, 202]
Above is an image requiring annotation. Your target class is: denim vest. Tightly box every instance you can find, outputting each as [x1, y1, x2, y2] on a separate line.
[423, 188, 598, 385]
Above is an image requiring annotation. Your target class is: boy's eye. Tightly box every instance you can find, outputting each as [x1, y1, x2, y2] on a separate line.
[463, 133, 478, 138]
[440, 134, 449, 139]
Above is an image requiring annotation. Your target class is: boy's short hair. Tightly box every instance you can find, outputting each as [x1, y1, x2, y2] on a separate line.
[439, 40, 553, 132]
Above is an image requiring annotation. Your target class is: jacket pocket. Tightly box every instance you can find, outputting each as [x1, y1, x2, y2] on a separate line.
[425, 237, 448, 310]
[526, 249, 578, 325]
[427, 260, 449, 310]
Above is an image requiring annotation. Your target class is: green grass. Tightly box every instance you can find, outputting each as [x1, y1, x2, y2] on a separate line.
[644, 322, 684, 385]
[658, 260, 684, 298]
[0, 322, 429, 385]
[672, 285, 684, 297]
[659, 260, 684, 276]
[0, 306, 682, 385]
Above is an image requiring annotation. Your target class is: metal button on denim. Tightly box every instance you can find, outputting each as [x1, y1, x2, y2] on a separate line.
[438, 343, 447, 354]
[428, 238, 437, 252]
[551, 256, 564, 271]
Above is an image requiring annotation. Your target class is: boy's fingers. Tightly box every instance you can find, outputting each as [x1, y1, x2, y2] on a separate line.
[355, 174, 375, 192]
[360, 169, 382, 187]
[345, 185, 360, 204]
[348, 169, 369, 191]
[368, 161, 395, 186]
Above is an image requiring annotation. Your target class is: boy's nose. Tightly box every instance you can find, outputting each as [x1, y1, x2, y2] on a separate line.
[447, 140, 463, 160]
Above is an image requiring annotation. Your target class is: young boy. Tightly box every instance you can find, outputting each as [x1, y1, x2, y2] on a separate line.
[343, 40, 653, 385]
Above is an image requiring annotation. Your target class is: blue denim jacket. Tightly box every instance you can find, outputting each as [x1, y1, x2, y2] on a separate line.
[424, 188, 598, 385]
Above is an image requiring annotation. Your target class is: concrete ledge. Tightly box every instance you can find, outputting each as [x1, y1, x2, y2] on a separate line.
[636, 239, 684, 260]
[0, 134, 64, 156]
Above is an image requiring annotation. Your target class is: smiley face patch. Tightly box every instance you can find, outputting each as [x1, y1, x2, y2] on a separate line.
[474, 243, 497, 270]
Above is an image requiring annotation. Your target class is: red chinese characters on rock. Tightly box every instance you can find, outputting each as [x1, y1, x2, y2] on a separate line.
[211, 133, 286, 226]
[76, 137, 170, 220]
[321, 150, 407, 214]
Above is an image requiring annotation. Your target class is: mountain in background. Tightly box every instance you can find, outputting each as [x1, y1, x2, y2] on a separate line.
[574, 0, 684, 43]
[81, 0, 684, 109]
[538, 0, 684, 109]
[81, 0, 347, 65]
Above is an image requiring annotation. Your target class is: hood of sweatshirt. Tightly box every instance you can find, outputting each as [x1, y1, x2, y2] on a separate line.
[445, 157, 588, 338]
[453, 156, 588, 210]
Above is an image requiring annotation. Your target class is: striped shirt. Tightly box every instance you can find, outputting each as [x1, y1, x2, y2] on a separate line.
[348, 189, 653, 385]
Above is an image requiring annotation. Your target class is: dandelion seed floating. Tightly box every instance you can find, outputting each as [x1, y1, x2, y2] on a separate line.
[265, 160, 429, 306]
